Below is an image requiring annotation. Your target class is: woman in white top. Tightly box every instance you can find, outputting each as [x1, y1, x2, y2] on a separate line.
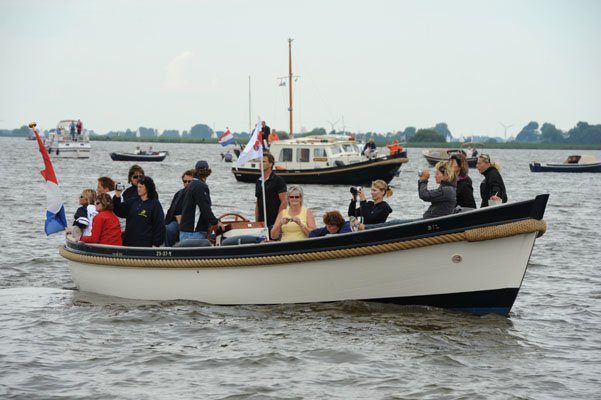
[270, 185, 316, 241]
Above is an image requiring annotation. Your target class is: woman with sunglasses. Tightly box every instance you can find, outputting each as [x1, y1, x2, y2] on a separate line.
[114, 176, 166, 247]
[80, 193, 122, 246]
[67, 189, 97, 240]
[122, 165, 145, 201]
[449, 153, 476, 209]
[418, 161, 457, 219]
[476, 154, 507, 207]
[270, 185, 316, 241]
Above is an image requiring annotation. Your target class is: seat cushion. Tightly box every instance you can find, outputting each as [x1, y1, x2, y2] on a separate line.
[221, 235, 262, 246]
[174, 239, 212, 247]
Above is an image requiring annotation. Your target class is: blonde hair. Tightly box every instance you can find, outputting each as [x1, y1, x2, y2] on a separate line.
[372, 179, 393, 197]
[435, 160, 457, 182]
[479, 154, 502, 172]
[286, 185, 304, 206]
[81, 189, 96, 205]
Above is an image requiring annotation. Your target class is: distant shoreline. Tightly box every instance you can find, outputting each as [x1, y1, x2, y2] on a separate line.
[2, 134, 600, 150]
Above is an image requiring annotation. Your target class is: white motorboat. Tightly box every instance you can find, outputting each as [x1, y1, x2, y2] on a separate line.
[44, 120, 91, 159]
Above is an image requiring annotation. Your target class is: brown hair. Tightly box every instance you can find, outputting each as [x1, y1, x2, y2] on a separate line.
[96, 193, 114, 210]
[127, 165, 145, 183]
[97, 176, 115, 191]
[81, 189, 96, 205]
[323, 210, 345, 228]
[450, 153, 469, 176]
[435, 160, 457, 182]
[263, 152, 275, 165]
[372, 179, 393, 197]
[182, 169, 195, 180]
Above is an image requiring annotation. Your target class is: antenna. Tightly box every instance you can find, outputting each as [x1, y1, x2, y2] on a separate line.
[499, 122, 513, 141]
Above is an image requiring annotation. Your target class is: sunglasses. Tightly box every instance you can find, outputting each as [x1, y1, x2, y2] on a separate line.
[183, 179, 192, 184]
[132, 175, 144, 180]
[95, 201, 101, 205]
[289, 195, 301, 199]
[80, 195, 85, 199]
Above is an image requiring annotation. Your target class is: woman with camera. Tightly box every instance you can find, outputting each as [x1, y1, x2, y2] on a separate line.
[449, 153, 476, 209]
[114, 176, 166, 247]
[270, 185, 316, 241]
[348, 180, 393, 225]
[418, 161, 457, 219]
[80, 193, 122, 246]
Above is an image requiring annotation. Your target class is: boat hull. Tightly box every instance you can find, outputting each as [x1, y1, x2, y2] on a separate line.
[67, 233, 536, 315]
[232, 153, 408, 185]
[110, 152, 168, 162]
[529, 162, 601, 173]
[47, 144, 91, 159]
[424, 153, 477, 168]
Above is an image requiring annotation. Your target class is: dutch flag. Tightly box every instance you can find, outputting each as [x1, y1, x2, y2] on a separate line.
[218, 128, 235, 147]
[33, 126, 68, 235]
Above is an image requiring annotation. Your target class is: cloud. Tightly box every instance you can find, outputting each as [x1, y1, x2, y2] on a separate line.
[163, 51, 194, 90]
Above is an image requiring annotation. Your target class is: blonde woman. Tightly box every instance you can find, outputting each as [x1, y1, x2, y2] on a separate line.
[270, 185, 316, 241]
[348, 179, 393, 224]
[68, 189, 97, 240]
[418, 161, 457, 219]
[476, 154, 507, 207]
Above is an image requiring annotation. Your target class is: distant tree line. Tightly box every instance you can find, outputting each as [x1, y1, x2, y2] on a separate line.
[2, 120, 600, 145]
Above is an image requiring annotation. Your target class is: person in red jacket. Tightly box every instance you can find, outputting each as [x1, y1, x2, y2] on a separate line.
[81, 193, 123, 246]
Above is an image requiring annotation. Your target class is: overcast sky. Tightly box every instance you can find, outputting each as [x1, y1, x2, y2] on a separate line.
[1, 0, 599, 137]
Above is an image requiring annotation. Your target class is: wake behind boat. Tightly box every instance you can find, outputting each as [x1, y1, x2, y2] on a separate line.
[59, 194, 549, 316]
[110, 150, 168, 162]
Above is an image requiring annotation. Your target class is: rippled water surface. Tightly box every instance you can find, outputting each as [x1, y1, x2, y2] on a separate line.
[1, 137, 600, 399]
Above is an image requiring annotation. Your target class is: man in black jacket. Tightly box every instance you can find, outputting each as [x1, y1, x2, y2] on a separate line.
[164, 169, 194, 246]
[255, 153, 287, 231]
[179, 161, 218, 241]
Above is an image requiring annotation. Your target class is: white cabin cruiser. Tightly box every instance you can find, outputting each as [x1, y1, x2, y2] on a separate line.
[44, 120, 91, 159]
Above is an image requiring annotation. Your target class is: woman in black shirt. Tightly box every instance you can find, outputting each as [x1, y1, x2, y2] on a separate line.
[449, 153, 476, 209]
[348, 179, 393, 224]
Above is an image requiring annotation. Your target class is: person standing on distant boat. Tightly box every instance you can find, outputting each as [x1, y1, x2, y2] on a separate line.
[69, 121, 76, 141]
[386, 140, 403, 156]
[363, 138, 377, 158]
[261, 121, 271, 149]
[76, 119, 83, 140]
[476, 154, 507, 207]
[268, 129, 280, 144]
[179, 160, 219, 241]
[255, 153, 287, 231]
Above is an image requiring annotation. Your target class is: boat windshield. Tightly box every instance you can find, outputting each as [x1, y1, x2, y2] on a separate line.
[330, 146, 343, 155]
[342, 144, 358, 153]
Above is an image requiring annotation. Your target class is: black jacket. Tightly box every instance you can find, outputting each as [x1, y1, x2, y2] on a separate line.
[165, 188, 185, 225]
[180, 178, 218, 232]
[480, 167, 507, 207]
[419, 180, 457, 219]
[73, 205, 88, 230]
[122, 185, 139, 201]
[348, 199, 392, 224]
[456, 175, 477, 209]
[114, 197, 165, 247]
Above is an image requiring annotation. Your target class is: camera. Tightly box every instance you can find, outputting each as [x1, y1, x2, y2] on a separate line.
[116, 182, 125, 191]
[350, 186, 362, 196]
[418, 170, 423, 177]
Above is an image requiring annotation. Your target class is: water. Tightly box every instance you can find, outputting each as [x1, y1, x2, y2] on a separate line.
[0, 137, 600, 399]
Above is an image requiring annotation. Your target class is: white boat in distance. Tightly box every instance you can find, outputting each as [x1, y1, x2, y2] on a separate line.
[44, 120, 91, 159]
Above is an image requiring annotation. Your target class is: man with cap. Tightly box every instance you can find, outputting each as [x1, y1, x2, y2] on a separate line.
[179, 160, 219, 241]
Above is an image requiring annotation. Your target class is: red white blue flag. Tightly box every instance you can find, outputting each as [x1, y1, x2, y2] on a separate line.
[236, 119, 263, 167]
[218, 128, 235, 147]
[33, 126, 68, 235]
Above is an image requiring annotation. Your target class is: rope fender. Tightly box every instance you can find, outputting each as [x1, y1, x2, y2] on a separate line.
[59, 219, 547, 269]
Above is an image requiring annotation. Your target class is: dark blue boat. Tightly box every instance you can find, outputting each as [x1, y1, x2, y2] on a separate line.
[529, 155, 601, 173]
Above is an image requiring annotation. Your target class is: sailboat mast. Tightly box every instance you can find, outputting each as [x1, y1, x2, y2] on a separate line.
[288, 38, 294, 139]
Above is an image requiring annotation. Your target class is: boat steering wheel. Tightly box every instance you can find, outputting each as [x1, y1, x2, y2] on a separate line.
[217, 213, 250, 224]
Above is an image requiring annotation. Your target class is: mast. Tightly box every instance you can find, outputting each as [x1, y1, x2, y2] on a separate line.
[288, 38, 294, 139]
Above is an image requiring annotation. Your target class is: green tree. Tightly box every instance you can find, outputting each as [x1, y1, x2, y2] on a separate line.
[409, 129, 446, 143]
[161, 129, 180, 138]
[516, 121, 540, 142]
[540, 123, 564, 144]
[433, 122, 452, 141]
[190, 124, 213, 139]
[567, 122, 601, 144]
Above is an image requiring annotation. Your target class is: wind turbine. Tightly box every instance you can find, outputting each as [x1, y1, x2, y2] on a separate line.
[326, 118, 340, 133]
[499, 122, 513, 141]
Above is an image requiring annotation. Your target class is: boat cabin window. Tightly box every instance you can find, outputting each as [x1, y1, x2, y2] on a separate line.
[330, 146, 342, 155]
[279, 148, 293, 162]
[342, 144, 355, 153]
[297, 148, 310, 163]
[314, 148, 327, 158]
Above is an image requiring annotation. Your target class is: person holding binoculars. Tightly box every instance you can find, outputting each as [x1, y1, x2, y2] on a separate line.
[347, 180, 393, 227]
